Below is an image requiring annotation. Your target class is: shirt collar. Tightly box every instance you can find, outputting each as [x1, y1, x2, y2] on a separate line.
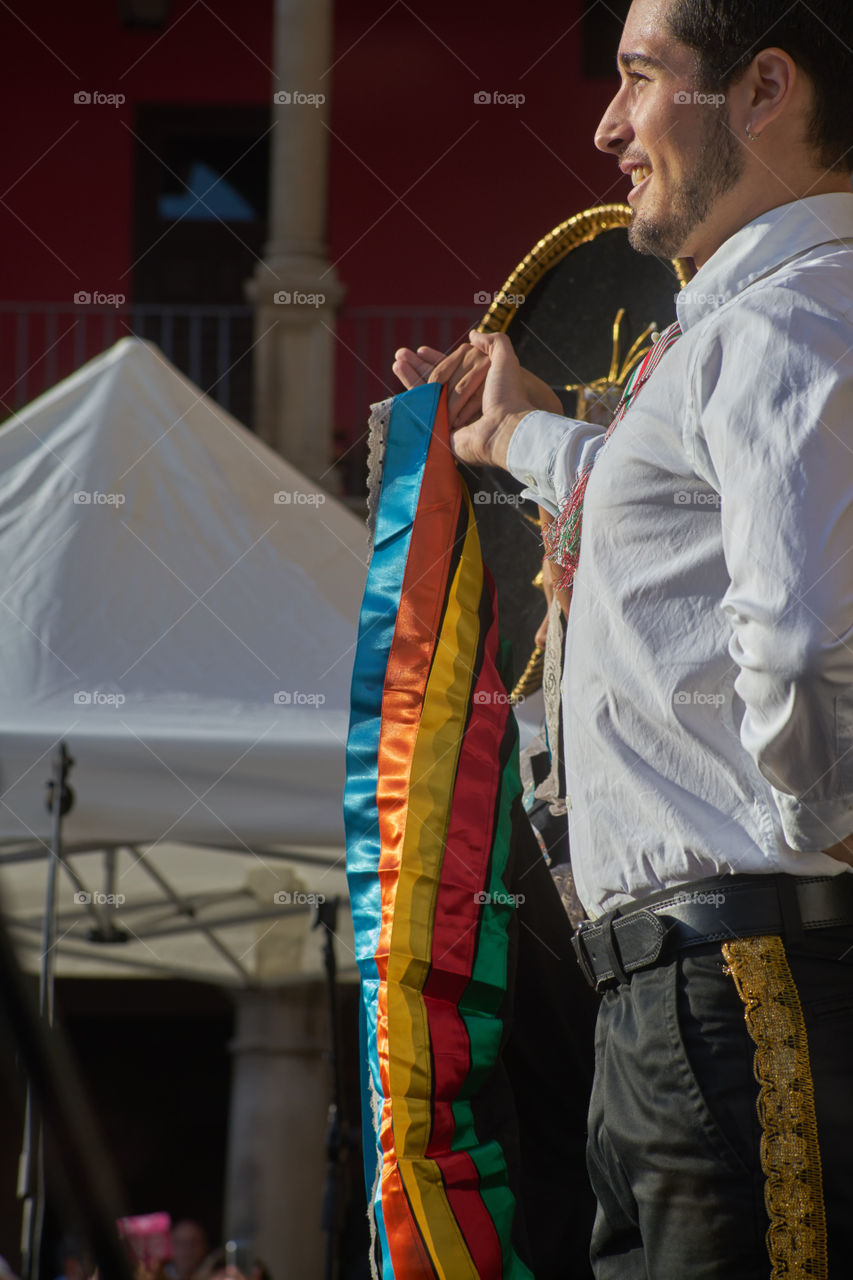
[675, 192, 853, 330]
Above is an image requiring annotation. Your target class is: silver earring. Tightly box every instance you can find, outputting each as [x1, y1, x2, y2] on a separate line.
[746, 123, 760, 141]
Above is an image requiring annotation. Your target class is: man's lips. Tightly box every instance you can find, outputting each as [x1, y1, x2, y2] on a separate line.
[619, 159, 653, 178]
[626, 164, 653, 202]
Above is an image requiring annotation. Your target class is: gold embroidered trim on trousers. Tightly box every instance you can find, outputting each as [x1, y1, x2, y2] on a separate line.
[722, 934, 828, 1279]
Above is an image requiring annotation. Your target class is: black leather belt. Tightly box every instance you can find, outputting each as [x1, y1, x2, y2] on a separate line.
[572, 871, 853, 992]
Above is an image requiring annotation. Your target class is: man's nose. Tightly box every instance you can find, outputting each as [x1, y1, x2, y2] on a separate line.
[595, 92, 632, 155]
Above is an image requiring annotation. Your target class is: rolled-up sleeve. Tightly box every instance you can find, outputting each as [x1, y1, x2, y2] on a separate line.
[505, 411, 607, 514]
[690, 296, 853, 851]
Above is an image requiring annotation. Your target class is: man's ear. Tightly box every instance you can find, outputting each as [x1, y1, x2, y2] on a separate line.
[735, 46, 797, 135]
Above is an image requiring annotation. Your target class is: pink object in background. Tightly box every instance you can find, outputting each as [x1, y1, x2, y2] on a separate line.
[117, 1214, 173, 1269]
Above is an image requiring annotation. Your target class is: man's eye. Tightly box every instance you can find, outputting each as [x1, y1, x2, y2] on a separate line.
[628, 72, 649, 83]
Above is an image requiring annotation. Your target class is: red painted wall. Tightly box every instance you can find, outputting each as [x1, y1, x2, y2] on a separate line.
[326, 0, 626, 474]
[0, 0, 626, 470]
[2, 0, 624, 307]
[328, 0, 625, 306]
[1, 0, 273, 305]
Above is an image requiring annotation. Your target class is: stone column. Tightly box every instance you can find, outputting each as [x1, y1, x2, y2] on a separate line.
[247, 0, 344, 483]
[224, 983, 330, 1276]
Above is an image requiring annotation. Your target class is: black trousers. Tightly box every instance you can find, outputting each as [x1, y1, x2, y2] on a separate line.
[497, 803, 600, 1279]
[587, 928, 853, 1278]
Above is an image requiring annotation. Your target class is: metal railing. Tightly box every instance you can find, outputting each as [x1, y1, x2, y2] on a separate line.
[0, 302, 481, 493]
[334, 304, 479, 411]
[0, 302, 256, 423]
[332, 305, 479, 493]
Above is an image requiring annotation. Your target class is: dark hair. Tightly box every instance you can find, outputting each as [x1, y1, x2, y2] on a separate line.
[666, 0, 853, 172]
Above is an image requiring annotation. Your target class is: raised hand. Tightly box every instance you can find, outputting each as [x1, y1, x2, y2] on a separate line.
[393, 343, 490, 429]
[448, 330, 537, 469]
[393, 339, 563, 432]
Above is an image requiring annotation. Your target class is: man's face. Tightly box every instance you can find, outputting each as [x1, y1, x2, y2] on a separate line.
[595, 0, 746, 262]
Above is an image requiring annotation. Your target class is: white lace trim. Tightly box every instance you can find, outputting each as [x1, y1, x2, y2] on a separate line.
[366, 397, 393, 552]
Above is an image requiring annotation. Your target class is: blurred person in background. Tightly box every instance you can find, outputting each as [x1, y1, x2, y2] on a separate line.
[164, 1221, 209, 1280]
[53, 1236, 92, 1280]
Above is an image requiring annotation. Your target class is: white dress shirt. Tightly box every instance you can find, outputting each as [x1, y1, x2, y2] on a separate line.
[507, 194, 853, 916]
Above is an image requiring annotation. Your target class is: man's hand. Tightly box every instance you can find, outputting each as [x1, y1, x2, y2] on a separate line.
[448, 330, 536, 468]
[823, 837, 853, 868]
[393, 339, 563, 428]
[393, 343, 489, 429]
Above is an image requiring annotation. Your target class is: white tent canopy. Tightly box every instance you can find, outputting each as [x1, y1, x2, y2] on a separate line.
[0, 338, 367, 982]
[0, 336, 366, 849]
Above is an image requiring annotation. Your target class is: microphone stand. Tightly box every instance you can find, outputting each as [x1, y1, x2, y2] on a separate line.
[19, 741, 74, 1278]
[313, 897, 353, 1280]
[6, 741, 131, 1280]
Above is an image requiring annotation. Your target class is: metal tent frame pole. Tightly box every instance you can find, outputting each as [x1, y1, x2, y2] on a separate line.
[8, 742, 131, 1280]
[19, 741, 72, 1278]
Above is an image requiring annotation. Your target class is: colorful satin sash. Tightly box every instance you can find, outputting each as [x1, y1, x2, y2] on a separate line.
[344, 383, 533, 1278]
